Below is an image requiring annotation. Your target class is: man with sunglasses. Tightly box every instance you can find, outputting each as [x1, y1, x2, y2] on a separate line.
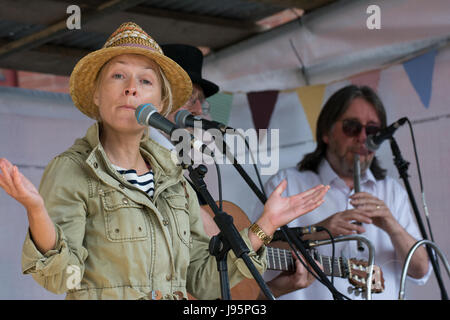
[250, 85, 430, 300]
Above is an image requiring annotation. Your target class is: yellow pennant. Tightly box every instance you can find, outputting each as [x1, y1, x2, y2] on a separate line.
[295, 84, 326, 141]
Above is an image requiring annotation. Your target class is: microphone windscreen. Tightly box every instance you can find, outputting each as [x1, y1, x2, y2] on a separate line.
[135, 103, 157, 125]
[174, 109, 191, 128]
[365, 136, 380, 152]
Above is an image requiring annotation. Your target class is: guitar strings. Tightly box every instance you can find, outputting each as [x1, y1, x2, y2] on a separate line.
[266, 248, 345, 277]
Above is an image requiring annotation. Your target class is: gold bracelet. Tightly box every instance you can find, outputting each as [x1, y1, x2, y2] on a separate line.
[249, 223, 273, 246]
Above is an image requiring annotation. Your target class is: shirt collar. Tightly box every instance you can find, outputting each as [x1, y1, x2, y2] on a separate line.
[318, 158, 377, 187]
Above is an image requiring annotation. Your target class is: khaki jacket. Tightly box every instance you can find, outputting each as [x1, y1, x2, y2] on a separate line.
[21, 123, 266, 300]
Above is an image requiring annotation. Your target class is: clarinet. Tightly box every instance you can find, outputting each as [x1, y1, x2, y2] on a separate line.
[353, 154, 365, 252]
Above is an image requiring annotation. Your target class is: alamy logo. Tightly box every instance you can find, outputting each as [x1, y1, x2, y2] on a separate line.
[366, 5, 381, 30]
[66, 265, 81, 290]
[66, 5, 81, 30]
[170, 123, 280, 176]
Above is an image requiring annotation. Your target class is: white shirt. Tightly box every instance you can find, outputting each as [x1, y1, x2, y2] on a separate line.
[249, 159, 431, 300]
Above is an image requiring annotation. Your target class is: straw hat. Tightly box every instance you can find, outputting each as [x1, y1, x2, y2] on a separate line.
[69, 22, 192, 119]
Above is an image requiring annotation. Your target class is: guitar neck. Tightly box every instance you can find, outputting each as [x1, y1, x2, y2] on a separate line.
[266, 247, 349, 278]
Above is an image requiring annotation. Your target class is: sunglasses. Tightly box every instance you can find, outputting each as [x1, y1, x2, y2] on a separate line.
[341, 119, 381, 137]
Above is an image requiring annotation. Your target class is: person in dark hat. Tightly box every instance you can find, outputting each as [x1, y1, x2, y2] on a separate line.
[147, 44, 218, 150]
[162, 44, 219, 122]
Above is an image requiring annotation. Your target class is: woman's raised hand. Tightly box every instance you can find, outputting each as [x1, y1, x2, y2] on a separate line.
[0, 158, 44, 211]
[257, 180, 329, 236]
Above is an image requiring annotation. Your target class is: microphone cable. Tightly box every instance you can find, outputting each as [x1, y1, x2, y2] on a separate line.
[279, 225, 337, 286]
[231, 130, 268, 199]
[215, 161, 223, 211]
[320, 227, 336, 286]
[278, 226, 351, 300]
[406, 118, 443, 278]
[406, 118, 436, 244]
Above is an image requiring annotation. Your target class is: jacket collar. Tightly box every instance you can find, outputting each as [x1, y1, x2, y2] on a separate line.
[83, 122, 183, 178]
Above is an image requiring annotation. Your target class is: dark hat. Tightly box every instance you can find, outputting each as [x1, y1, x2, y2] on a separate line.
[161, 44, 219, 98]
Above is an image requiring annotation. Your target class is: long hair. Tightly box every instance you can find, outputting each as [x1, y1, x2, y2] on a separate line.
[297, 85, 387, 180]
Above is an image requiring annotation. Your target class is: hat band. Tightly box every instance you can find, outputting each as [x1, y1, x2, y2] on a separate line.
[114, 43, 158, 51]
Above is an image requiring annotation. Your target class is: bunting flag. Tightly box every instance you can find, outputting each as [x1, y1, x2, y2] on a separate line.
[0, 69, 18, 87]
[295, 84, 326, 140]
[349, 69, 381, 91]
[207, 92, 234, 125]
[402, 49, 437, 108]
[246, 90, 279, 139]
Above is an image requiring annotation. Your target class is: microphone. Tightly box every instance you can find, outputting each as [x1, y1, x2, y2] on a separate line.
[136, 103, 178, 136]
[272, 226, 324, 242]
[175, 109, 233, 133]
[366, 117, 408, 151]
[135, 104, 214, 159]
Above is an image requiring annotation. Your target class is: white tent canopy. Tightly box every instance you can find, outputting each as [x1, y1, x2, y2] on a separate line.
[204, 0, 450, 91]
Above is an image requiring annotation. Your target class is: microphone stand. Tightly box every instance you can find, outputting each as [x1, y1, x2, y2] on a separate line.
[399, 239, 450, 300]
[389, 137, 448, 300]
[213, 132, 347, 299]
[187, 163, 275, 300]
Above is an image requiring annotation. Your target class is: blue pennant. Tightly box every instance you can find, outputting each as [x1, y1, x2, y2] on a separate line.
[403, 49, 437, 109]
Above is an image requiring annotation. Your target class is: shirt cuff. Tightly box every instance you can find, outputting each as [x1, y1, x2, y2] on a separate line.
[228, 227, 268, 279]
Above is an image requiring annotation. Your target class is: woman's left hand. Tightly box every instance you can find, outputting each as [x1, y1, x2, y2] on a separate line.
[256, 180, 329, 237]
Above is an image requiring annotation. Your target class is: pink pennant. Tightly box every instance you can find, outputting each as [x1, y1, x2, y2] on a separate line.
[349, 69, 381, 91]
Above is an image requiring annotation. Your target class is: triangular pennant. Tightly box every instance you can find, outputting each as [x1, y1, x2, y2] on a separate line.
[207, 92, 233, 125]
[0, 69, 18, 87]
[295, 84, 326, 141]
[349, 69, 381, 91]
[403, 49, 437, 108]
[246, 90, 279, 139]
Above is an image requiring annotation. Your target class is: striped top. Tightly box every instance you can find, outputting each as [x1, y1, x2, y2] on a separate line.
[112, 164, 155, 198]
